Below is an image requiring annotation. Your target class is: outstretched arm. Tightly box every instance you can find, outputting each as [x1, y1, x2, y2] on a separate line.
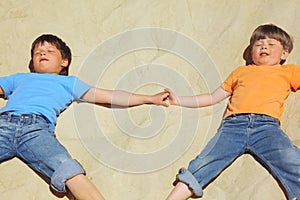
[165, 86, 231, 108]
[81, 87, 169, 107]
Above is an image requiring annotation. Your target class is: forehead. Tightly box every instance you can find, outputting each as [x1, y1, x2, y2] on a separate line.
[34, 41, 58, 50]
[254, 37, 281, 44]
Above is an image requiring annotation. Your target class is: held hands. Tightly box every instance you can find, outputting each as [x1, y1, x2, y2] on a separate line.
[151, 88, 180, 107]
[151, 88, 181, 107]
[164, 88, 179, 106]
[151, 91, 170, 107]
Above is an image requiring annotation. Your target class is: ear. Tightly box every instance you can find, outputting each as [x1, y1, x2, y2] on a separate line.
[281, 50, 289, 60]
[61, 58, 69, 68]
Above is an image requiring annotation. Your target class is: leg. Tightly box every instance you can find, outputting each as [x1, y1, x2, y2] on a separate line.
[15, 116, 105, 198]
[249, 117, 300, 200]
[166, 182, 193, 200]
[0, 115, 17, 162]
[66, 174, 105, 200]
[167, 115, 250, 199]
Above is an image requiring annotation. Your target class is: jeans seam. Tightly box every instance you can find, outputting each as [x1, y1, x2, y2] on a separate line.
[250, 148, 296, 198]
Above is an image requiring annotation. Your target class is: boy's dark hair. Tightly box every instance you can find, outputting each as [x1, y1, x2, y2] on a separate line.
[244, 24, 293, 65]
[28, 34, 72, 76]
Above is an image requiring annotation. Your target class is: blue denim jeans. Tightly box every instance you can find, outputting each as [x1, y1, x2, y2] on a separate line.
[0, 112, 85, 193]
[176, 114, 300, 200]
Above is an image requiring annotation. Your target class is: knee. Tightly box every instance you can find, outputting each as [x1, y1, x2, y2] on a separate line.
[50, 159, 85, 193]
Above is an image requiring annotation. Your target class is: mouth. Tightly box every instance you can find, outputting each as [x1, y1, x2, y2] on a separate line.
[259, 52, 269, 56]
[39, 58, 49, 62]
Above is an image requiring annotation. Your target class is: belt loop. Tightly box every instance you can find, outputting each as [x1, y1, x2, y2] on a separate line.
[7, 112, 13, 121]
[248, 114, 254, 127]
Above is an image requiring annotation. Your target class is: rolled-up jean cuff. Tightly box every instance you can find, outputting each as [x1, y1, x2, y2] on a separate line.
[176, 168, 203, 197]
[50, 159, 85, 193]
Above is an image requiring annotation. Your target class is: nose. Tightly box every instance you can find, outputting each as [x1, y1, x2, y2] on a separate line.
[40, 51, 46, 56]
[261, 43, 267, 49]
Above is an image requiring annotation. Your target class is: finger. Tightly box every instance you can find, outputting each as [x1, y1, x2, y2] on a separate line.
[162, 100, 170, 107]
[164, 88, 171, 93]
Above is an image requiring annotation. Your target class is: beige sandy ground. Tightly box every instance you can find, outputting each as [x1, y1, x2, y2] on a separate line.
[0, 0, 300, 199]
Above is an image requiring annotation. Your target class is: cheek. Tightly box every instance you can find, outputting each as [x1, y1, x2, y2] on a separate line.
[31, 57, 38, 66]
[31, 56, 43, 69]
[250, 50, 260, 64]
[251, 50, 258, 59]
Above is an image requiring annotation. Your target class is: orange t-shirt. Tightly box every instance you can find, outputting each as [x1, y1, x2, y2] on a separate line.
[221, 64, 300, 121]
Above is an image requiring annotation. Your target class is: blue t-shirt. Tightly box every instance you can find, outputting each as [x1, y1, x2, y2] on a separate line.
[0, 73, 92, 127]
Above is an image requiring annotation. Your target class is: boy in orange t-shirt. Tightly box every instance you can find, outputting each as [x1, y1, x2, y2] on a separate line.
[166, 24, 300, 200]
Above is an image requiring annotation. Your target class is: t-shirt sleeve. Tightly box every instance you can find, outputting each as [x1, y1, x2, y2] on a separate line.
[72, 77, 93, 101]
[291, 65, 300, 92]
[0, 74, 16, 98]
[221, 68, 239, 93]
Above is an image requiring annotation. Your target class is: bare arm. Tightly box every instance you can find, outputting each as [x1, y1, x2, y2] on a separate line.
[81, 87, 170, 107]
[165, 86, 231, 108]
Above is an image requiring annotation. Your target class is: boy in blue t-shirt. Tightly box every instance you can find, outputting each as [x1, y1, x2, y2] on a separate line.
[0, 34, 169, 200]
